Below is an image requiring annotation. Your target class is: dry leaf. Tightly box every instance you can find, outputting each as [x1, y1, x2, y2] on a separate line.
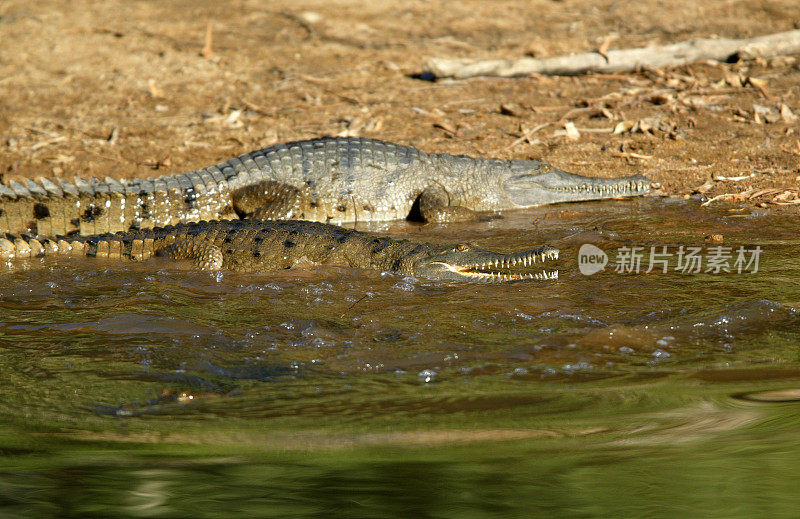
[500, 103, 524, 117]
[564, 121, 580, 140]
[746, 77, 769, 97]
[613, 120, 635, 134]
[600, 107, 615, 120]
[780, 104, 797, 123]
[433, 121, 458, 136]
[693, 181, 715, 194]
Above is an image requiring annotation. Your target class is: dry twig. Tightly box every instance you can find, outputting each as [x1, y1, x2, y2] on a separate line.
[201, 21, 214, 58]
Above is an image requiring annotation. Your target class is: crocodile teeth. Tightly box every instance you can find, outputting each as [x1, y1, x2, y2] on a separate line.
[525, 270, 559, 280]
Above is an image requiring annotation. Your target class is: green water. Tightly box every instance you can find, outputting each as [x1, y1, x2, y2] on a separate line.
[2, 198, 800, 517]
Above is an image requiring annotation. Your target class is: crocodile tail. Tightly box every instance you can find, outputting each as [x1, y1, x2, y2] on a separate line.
[0, 231, 163, 262]
[0, 233, 87, 261]
[0, 171, 238, 238]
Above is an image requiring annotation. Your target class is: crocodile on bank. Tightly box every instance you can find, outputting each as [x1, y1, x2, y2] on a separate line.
[0, 137, 650, 238]
[0, 220, 559, 282]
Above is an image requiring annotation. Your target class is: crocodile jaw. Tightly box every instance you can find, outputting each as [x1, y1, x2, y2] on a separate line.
[412, 245, 559, 282]
[503, 166, 650, 206]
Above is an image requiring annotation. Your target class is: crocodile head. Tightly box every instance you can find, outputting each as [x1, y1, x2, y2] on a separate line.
[412, 243, 559, 282]
[502, 160, 650, 207]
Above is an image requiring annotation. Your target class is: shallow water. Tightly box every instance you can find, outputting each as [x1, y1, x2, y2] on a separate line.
[2, 198, 800, 517]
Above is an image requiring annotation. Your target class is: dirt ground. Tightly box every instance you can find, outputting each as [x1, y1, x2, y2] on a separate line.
[2, 0, 800, 209]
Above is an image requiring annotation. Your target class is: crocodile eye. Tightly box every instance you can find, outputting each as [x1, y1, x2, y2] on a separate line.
[455, 243, 470, 252]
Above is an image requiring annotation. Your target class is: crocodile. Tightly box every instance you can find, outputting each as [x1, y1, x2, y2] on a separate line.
[0, 137, 649, 238]
[0, 220, 559, 282]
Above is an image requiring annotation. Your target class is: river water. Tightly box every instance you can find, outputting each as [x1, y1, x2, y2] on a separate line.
[1, 198, 800, 517]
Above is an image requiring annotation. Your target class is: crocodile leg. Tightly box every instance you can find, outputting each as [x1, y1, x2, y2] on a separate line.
[417, 185, 479, 223]
[160, 239, 224, 270]
[231, 180, 306, 220]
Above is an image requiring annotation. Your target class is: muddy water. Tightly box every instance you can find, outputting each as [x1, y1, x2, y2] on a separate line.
[2, 198, 800, 517]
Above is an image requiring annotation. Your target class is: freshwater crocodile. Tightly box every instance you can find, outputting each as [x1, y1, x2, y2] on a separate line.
[0, 137, 649, 237]
[0, 220, 559, 282]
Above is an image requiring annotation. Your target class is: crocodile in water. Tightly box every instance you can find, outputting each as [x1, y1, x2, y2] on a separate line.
[0, 137, 650, 238]
[0, 220, 559, 282]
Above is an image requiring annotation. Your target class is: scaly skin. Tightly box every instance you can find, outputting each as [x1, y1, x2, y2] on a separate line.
[0, 220, 559, 282]
[0, 137, 650, 237]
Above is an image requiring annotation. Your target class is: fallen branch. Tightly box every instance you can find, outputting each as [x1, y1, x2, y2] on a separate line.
[701, 193, 742, 207]
[426, 30, 800, 79]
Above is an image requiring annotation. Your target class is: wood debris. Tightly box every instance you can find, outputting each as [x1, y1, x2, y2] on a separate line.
[426, 30, 800, 78]
[596, 34, 619, 63]
[713, 174, 754, 182]
[611, 151, 652, 160]
[201, 21, 214, 58]
[702, 187, 800, 207]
